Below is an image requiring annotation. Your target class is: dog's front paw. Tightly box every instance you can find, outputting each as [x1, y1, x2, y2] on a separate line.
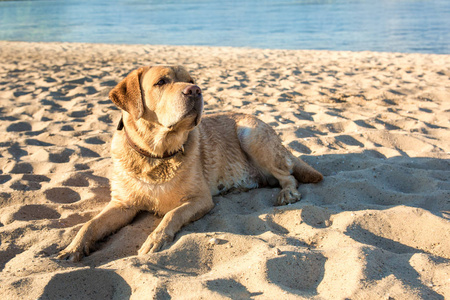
[276, 188, 302, 206]
[56, 243, 89, 262]
[138, 230, 174, 255]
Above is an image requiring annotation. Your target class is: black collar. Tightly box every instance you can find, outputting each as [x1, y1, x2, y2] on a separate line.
[117, 117, 183, 159]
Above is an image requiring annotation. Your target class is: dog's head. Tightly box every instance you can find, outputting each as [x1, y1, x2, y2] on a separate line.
[109, 65, 203, 131]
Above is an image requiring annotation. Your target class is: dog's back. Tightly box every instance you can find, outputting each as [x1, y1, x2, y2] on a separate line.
[198, 113, 267, 195]
[199, 112, 323, 200]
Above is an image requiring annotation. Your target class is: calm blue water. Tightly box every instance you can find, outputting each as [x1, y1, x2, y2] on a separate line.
[0, 0, 449, 54]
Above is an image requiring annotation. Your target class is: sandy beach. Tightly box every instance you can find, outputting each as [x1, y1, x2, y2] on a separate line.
[0, 41, 449, 299]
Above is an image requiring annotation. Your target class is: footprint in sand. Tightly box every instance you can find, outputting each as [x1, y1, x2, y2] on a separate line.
[334, 135, 365, 148]
[78, 146, 101, 158]
[41, 269, 131, 299]
[12, 204, 60, 221]
[44, 187, 81, 203]
[288, 140, 312, 154]
[266, 251, 326, 293]
[84, 137, 106, 145]
[345, 208, 450, 259]
[25, 138, 54, 147]
[300, 206, 333, 229]
[49, 149, 75, 163]
[8, 162, 33, 174]
[6, 122, 32, 132]
[7, 143, 28, 159]
[69, 110, 90, 118]
[98, 115, 114, 124]
[60, 125, 74, 131]
[0, 175, 12, 184]
[206, 279, 259, 299]
[100, 80, 118, 87]
[62, 173, 90, 187]
[10, 174, 51, 191]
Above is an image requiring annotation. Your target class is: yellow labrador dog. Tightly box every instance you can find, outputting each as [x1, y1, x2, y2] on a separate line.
[57, 66, 323, 261]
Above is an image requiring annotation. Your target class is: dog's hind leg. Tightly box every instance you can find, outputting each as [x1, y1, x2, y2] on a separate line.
[236, 115, 322, 206]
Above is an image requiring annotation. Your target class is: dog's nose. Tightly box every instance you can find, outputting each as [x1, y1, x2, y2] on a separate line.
[182, 85, 202, 97]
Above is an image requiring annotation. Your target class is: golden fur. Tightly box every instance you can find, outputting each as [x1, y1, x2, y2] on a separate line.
[57, 66, 323, 261]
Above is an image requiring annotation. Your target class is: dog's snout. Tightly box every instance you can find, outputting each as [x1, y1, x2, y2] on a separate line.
[182, 85, 202, 97]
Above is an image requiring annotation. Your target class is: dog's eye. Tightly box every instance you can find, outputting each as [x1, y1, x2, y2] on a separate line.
[188, 79, 195, 84]
[155, 79, 166, 86]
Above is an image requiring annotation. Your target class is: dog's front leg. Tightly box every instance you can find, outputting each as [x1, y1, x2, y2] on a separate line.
[138, 196, 214, 254]
[57, 201, 138, 261]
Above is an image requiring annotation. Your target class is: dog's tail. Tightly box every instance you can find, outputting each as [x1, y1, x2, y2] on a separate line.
[291, 156, 323, 183]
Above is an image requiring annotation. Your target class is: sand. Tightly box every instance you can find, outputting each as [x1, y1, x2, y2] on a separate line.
[0, 41, 449, 299]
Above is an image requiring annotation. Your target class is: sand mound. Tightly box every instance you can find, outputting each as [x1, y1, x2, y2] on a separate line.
[0, 41, 449, 299]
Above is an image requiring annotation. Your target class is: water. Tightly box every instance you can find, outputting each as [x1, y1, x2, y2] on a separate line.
[0, 0, 449, 54]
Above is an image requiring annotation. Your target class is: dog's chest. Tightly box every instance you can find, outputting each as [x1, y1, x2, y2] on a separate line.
[143, 158, 183, 184]
[117, 165, 190, 214]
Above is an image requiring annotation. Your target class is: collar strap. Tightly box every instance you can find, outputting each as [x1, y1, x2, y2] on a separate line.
[117, 117, 183, 159]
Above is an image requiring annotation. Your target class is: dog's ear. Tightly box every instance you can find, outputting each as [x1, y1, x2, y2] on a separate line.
[109, 67, 148, 120]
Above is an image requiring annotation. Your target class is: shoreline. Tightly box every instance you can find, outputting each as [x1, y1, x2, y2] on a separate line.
[1, 41, 449, 299]
[3, 40, 450, 57]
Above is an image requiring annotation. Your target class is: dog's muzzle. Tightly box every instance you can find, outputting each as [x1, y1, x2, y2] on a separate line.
[182, 85, 201, 97]
[182, 85, 203, 126]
